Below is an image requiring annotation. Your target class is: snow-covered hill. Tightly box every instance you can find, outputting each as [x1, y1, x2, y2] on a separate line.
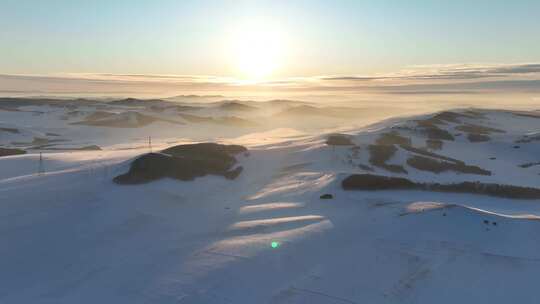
[0, 97, 423, 151]
[1, 106, 540, 303]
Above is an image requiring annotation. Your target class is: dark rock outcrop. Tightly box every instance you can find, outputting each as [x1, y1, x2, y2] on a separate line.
[114, 143, 247, 184]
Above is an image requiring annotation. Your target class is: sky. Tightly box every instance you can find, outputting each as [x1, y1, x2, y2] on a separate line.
[1, 0, 540, 97]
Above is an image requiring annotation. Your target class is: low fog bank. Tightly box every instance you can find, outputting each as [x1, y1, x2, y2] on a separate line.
[1, 93, 539, 152]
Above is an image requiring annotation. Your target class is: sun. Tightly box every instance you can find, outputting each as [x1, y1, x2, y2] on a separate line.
[229, 22, 286, 80]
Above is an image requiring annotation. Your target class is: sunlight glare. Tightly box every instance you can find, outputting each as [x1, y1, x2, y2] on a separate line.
[229, 21, 286, 80]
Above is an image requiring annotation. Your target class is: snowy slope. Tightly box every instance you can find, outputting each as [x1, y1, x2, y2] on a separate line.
[1, 108, 540, 303]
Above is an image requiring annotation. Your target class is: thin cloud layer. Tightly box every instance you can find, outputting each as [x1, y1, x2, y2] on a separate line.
[1, 63, 540, 97]
[321, 63, 540, 82]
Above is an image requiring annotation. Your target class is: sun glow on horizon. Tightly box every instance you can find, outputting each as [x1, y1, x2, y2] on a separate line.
[228, 21, 287, 81]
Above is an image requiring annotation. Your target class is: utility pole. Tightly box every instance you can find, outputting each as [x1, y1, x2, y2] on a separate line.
[149, 136, 152, 152]
[38, 152, 44, 174]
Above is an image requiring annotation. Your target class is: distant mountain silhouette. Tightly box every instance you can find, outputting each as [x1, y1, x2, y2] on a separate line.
[217, 101, 259, 111]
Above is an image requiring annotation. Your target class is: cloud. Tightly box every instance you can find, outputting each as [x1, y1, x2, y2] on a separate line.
[319, 76, 384, 81]
[490, 64, 540, 74]
[384, 90, 481, 95]
[1, 63, 540, 97]
[376, 79, 540, 94]
[320, 63, 540, 82]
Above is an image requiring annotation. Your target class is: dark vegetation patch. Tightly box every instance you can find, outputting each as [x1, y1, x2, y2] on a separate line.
[400, 145, 491, 175]
[399, 144, 460, 163]
[0, 127, 19, 134]
[519, 162, 540, 168]
[375, 131, 412, 146]
[415, 111, 476, 128]
[366, 131, 410, 173]
[516, 134, 540, 144]
[368, 144, 407, 174]
[467, 133, 491, 142]
[114, 143, 247, 185]
[342, 174, 540, 199]
[453, 123, 504, 143]
[326, 134, 355, 146]
[0, 147, 26, 157]
[455, 124, 505, 135]
[342, 174, 416, 190]
[426, 139, 443, 150]
[160, 143, 246, 159]
[412, 111, 489, 141]
[424, 127, 455, 141]
[433, 111, 476, 123]
[406, 156, 491, 175]
[392, 125, 414, 132]
[430, 182, 540, 199]
[416, 123, 455, 141]
[367, 131, 466, 174]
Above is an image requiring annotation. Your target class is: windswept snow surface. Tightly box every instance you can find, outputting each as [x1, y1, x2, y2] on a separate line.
[1, 107, 540, 303]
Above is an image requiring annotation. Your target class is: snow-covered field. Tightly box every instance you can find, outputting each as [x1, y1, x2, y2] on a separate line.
[1, 97, 540, 303]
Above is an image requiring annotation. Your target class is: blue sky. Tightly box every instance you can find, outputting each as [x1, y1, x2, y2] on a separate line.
[1, 0, 540, 79]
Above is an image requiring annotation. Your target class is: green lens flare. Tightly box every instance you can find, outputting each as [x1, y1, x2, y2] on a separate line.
[271, 241, 280, 249]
